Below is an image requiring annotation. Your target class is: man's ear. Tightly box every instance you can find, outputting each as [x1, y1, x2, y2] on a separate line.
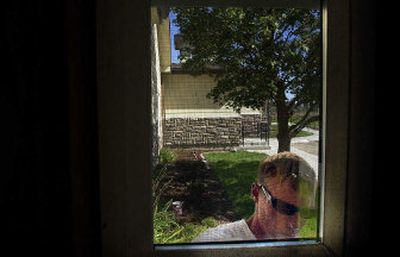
[251, 183, 260, 202]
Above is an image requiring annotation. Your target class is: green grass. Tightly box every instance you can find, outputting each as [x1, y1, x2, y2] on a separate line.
[159, 147, 177, 163]
[153, 150, 318, 243]
[153, 201, 219, 244]
[204, 151, 267, 219]
[204, 150, 318, 238]
[270, 111, 320, 130]
[289, 112, 320, 130]
[153, 150, 222, 244]
[298, 215, 318, 238]
[269, 124, 313, 138]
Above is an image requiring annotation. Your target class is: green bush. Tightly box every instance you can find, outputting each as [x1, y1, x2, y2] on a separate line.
[153, 201, 182, 244]
[159, 148, 177, 163]
[153, 201, 219, 244]
[153, 148, 176, 210]
[152, 165, 171, 211]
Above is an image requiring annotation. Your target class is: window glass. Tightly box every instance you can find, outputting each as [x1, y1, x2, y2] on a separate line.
[150, 5, 322, 245]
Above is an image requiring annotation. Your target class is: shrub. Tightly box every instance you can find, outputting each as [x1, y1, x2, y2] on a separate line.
[152, 148, 176, 211]
[153, 201, 219, 244]
[159, 148, 177, 163]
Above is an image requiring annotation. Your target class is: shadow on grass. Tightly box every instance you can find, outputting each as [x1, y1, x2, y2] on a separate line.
[204, 151, 267, 219]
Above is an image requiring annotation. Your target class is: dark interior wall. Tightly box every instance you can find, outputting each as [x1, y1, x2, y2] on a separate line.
[2, 1, 72, 256]
[2, 1, 99, 256]
[344, 0, 375, 256]
[65, 1, 100, 257]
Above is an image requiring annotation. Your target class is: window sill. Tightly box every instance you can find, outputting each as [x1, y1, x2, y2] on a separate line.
[155, 240, 333, 257]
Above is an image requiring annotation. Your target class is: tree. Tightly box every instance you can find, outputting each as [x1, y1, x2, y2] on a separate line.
[173, 7, 321, 152]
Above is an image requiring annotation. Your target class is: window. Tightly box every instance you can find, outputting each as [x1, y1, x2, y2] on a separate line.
[96, 0, 351, 256]
[151, 4, 322, 245]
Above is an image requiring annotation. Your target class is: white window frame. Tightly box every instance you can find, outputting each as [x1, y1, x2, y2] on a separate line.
[96, 0, 350, 256]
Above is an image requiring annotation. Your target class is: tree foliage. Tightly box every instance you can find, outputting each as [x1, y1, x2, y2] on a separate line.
[173, 7, 321, 151]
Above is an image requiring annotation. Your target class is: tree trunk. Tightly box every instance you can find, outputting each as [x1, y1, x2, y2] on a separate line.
[276, 83, 291, 152]
[277, 106, 291, 152]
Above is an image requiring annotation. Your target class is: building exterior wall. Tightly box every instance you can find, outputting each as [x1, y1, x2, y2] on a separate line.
[241, 114, 264, 138]
[163, 117, 242, 147]
[161, 74, 266, 147]
[158, 15, 171, 73]
[157, 16, 266, 148]
[162, 73, 222, 113]
[151, 23, 163, 166]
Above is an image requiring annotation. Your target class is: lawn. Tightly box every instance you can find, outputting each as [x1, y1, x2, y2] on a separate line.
[154, 150, 265, 244]
[290, 113, 320, 130]
[204, 151, 267, 219]
[269, 124, 313, 138]
[153, 149, 318, 244]
[204, 150, 318, 238]
[153, 202, 220, 244]
[270, 111, 320, 130]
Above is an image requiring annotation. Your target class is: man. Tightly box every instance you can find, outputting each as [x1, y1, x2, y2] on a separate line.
[192, 151, 317, 242]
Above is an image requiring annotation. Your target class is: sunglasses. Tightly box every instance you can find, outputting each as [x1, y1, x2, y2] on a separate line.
[259, 183, 299, 216]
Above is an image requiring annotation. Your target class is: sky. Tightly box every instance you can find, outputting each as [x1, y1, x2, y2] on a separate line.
[169, 11, 181, 64]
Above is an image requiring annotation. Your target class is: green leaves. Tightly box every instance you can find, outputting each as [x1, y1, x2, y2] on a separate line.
[173, 7, 321, 111]
[172, 7, 321, 148]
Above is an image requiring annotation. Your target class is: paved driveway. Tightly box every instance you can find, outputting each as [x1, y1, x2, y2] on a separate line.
[246, 127, 320, 178]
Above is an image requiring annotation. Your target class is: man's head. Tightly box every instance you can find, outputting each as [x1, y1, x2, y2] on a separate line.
[249, 151, 317, 239]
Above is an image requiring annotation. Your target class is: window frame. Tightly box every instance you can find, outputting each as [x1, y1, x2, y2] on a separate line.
[96, 0, 350, 256]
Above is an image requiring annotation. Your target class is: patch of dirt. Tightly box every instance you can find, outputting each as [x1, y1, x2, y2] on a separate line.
[157, 150, 237, 224]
